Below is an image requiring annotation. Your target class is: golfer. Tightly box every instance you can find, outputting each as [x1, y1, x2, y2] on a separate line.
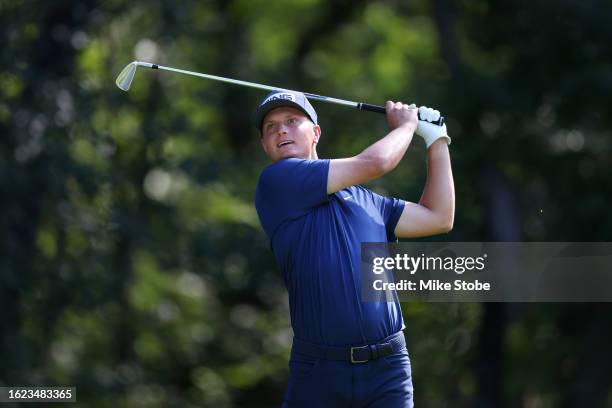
[254, 90, 454, 407]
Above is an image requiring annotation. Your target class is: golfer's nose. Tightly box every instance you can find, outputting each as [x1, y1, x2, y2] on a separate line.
[278, 123, 289, 134]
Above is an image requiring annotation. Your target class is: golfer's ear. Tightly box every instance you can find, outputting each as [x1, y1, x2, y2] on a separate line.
[313, 125, 321, 143]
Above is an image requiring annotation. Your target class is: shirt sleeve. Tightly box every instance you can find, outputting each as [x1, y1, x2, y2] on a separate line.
[255, 158, 330, 238]
[369, 190, 406, 242]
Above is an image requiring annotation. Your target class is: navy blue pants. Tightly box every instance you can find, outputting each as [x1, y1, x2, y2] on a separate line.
[282, 346, 414, 407]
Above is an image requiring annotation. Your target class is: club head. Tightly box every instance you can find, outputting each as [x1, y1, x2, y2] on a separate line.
[116, 62, 138, 91]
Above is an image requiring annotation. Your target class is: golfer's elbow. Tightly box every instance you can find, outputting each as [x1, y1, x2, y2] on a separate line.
[371, 153, 399, 176]
[439, 211, 454, 233]
[440, 217, 454, 233]
[356, 152, 395, 179]
[427, 208, 454, 234]
[379, 156, 399, 175]
[429, 219, 453, 236]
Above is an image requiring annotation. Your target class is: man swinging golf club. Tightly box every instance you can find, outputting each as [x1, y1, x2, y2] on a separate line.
[115, 60, 453, 406]
[254, 90, 455, 407]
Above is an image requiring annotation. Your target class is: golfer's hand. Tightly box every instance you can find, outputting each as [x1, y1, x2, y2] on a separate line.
[386, 101, 418, 132]
[416, 106, 451, 148]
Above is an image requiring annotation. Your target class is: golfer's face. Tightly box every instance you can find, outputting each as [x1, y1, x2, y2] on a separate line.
[260, 107, 320, 161]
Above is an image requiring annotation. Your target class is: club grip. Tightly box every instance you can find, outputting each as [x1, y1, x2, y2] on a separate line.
[358, 102, 445, 126]
[358, 102, 387, 114]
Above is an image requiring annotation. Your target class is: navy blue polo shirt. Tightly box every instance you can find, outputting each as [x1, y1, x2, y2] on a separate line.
[255, 158, 406, 346]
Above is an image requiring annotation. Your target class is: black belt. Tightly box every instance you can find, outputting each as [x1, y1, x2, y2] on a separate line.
[291, 331, 406, 364]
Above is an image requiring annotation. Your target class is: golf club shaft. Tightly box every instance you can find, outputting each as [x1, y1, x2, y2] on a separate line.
[130, 61, 444, 125]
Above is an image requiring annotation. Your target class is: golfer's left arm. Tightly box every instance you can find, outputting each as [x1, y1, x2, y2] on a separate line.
[394, 108, 455, 238]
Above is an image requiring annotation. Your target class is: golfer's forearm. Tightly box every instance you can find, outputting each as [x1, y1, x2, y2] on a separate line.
[358, 125, 415, 174]
[419, 140, 455, 228]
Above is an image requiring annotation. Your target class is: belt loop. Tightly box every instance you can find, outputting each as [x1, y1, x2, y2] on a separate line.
[369, 344, 379, 360]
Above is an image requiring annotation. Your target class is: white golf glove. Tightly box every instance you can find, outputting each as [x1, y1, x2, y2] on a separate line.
[416, 106, 451, 148]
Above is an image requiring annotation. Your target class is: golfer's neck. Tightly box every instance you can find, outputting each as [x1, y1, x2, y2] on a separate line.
[288, 150, 318, 161]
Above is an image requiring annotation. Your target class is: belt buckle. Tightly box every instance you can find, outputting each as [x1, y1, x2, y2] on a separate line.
[350, 346, 369, 363]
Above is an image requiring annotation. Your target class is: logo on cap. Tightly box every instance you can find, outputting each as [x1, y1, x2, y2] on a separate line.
[261, 92, 296, 106]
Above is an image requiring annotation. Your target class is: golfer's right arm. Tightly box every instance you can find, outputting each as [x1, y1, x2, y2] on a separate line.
[327, 101, 417, 194]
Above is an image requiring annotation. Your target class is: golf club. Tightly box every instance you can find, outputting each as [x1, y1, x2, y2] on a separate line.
[116, 61, 444, 125]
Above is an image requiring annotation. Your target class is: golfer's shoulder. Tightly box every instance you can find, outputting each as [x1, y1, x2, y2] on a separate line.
[259, 158, 328, 183]
[258, 159, 294, 185]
